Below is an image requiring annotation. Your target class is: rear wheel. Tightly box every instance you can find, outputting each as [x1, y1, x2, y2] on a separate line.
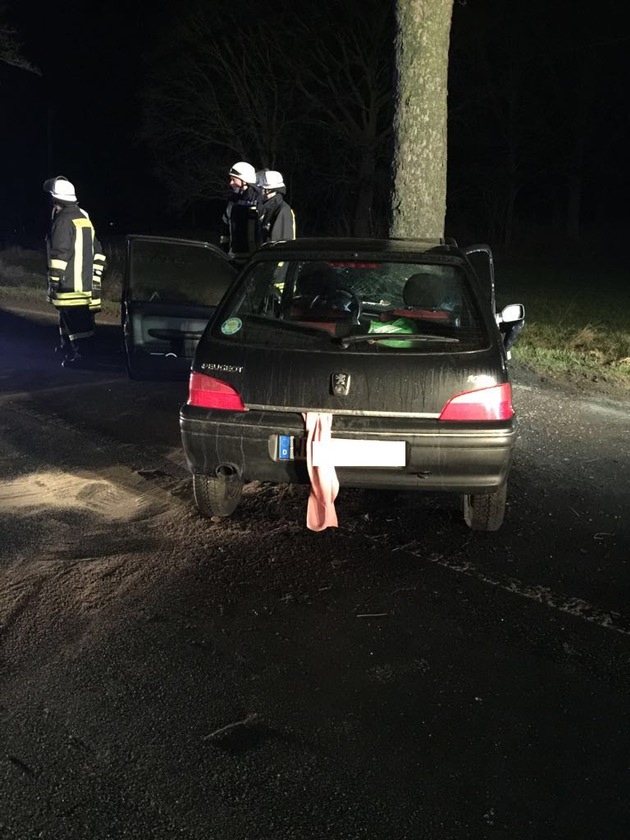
[462, 484, 507, 531]
[193, 468, 243, 517]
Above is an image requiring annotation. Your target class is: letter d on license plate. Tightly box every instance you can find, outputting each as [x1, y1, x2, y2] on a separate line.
[278, 434, 292, 460]
[278, 435, 307, 461]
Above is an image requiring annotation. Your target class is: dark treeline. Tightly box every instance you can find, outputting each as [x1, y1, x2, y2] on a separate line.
[3, 0, 628, 248]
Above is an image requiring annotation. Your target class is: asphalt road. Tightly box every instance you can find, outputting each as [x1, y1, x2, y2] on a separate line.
[1, 304, 630, 840]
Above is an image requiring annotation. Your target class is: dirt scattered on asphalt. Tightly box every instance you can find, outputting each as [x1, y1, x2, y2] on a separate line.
[0, 469, 153, 519]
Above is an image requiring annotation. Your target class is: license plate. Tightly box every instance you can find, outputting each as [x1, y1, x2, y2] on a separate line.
[277, 435, 406, 467]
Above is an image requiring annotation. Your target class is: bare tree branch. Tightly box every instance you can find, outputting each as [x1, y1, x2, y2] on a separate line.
[139, 0, 394, 232]
[0, 5, 40, 75]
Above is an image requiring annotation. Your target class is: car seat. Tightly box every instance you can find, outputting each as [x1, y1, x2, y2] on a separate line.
[402, 272, 446, 309]
[382, 272, 450, 323]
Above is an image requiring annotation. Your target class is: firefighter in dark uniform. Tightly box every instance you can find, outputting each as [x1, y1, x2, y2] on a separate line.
[258, 170, 296, 243]
[43, 176, 106, 368]
[219, 161, 263, 265]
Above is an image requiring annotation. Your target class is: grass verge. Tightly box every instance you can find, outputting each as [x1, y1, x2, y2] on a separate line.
[0, 245, 122, 318]
[496, 250, 630, 392]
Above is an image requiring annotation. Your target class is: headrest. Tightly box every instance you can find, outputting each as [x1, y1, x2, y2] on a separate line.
[402, 272, 444, 308]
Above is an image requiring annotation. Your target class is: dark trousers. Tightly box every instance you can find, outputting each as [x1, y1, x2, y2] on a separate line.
[58, 306, 95, 352]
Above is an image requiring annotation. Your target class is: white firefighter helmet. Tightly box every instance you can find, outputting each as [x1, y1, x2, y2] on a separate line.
[43, 176, 77, 203]
[259, 169, 285, 191]
[229, 161, 257, 186]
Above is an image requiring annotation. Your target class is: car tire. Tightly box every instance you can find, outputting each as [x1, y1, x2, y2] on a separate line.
[462, 484, 507, 531]
[193, 470, 243, 518]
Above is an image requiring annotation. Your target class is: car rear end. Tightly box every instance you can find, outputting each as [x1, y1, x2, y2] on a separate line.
[180, 243, 516, 499]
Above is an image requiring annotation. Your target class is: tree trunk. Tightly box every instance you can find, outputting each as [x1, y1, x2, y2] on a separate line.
[390, 0, 454, 240]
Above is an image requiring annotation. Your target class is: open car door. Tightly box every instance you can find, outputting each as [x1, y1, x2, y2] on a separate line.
[462, 244, 495, 312]
[122, 236, 237, 380]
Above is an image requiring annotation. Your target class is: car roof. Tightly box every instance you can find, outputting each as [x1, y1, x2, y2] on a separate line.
[255, 237, 465, 261]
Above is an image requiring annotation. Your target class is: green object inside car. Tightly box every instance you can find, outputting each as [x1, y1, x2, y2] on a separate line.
[368, 317, 417, 348]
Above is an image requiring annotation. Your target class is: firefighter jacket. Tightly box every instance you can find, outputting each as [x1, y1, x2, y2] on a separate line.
[46, 203, 106, 310]
[219, 185, 263, 261]
[260, 190, 296, 244]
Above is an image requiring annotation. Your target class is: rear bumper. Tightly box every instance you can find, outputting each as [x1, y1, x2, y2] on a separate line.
[180, 406, 516, 493]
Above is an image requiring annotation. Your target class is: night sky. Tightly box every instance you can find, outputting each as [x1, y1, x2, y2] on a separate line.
[2, 0, 629, 247]
[2, 0, 173, 241]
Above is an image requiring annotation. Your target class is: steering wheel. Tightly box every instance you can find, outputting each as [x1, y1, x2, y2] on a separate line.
[309, 288, 363, 325]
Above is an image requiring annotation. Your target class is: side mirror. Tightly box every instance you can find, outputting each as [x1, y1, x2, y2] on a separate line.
[500, 303, 525, 323]
[496, 303, 525, 354]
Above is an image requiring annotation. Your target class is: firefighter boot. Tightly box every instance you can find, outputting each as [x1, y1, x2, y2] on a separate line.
[62, 350, 84, 369]
[61, 339, 84, 368]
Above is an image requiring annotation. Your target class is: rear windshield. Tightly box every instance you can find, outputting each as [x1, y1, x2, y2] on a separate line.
[211, 259, 490, 352]
[128, 239, 235, 306]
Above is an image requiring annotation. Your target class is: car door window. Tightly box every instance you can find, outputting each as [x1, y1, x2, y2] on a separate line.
[128, 239, 235, 307]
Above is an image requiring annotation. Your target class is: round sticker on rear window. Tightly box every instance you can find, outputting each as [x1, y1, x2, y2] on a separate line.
[221, 317, 242, 335]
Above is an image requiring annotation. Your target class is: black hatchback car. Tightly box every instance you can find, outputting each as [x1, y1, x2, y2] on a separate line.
[171, 237, 525, 531]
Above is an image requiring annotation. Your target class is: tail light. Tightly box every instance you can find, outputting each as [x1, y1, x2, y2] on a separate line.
[187, 372, 246, 411]
[439, 383, 513, 422]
